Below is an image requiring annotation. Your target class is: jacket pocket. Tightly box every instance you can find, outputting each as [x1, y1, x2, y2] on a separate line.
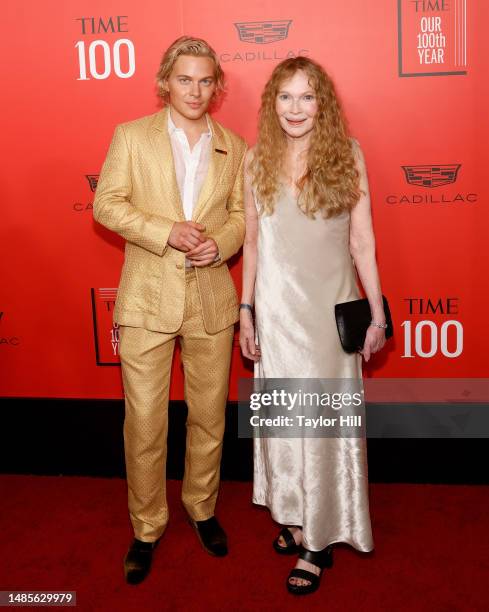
[116, 255, 161, 315]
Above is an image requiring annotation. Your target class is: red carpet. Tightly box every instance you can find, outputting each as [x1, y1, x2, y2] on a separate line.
[1, 476, 488, 611]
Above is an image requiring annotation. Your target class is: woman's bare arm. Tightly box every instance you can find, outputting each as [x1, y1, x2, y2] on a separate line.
[349, 142, 386, 361]
[240, 148, 260, 361]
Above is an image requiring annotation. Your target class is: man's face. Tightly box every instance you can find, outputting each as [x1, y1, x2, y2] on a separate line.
[164, 55, 217, 122]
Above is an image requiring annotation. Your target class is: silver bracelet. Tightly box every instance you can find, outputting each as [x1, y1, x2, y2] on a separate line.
[370, 321, 388, 329]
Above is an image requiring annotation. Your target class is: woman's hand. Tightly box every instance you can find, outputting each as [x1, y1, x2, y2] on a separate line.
[359, 326, 386, 362]
[239, 311, 261, 362]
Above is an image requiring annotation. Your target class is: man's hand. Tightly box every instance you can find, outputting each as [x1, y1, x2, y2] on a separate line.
[168, 221, 206, 252]
[186, 238, 219, 267]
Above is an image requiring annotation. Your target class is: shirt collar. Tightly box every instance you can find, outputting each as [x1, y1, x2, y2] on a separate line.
[167, 108, 213, 138]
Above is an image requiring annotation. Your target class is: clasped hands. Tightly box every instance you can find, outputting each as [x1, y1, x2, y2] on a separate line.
[168, 221, 218, 267]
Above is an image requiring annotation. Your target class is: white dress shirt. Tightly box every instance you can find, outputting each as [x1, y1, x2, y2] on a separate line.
[167, 111, 212, 221]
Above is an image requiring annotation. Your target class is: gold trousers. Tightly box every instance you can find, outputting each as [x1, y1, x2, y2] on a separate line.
[118, 270, 234, 542]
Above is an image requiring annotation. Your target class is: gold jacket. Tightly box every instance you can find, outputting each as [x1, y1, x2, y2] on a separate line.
[93, 107, 247, 334]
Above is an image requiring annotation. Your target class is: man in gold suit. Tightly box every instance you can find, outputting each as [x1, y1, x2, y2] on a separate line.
[93, 37, 246, 584]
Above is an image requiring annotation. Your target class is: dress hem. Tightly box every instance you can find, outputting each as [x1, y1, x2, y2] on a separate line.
[252, 498, 374, 553]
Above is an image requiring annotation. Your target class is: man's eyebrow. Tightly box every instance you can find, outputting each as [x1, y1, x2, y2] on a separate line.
[175, 74, 215, 80]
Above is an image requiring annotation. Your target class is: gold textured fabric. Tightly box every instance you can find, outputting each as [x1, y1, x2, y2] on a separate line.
[119, 270, 234, 542]
[93, 107, 247, 334]
[93, 107, 246, 543]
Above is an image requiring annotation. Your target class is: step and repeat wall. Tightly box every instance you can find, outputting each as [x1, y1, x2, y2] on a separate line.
[1, 0, 487, 400]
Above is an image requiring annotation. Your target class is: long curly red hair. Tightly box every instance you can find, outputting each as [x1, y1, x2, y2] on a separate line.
[251, 57, 361, 218]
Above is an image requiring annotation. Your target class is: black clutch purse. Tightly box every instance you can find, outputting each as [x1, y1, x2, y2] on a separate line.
[335, 295, 393, 353]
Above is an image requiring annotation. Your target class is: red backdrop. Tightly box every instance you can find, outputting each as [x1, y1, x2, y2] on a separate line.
[1, 0, 487, 400]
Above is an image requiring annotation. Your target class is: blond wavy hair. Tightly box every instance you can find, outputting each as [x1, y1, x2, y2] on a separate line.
[156, 36, 225, 103]
[251, 57, 361, 218]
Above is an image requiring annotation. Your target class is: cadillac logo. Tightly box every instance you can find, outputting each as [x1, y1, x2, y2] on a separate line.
[85, 174, 99, 192]
[235, 20, 292, 44]
[402, 164, 461, 188]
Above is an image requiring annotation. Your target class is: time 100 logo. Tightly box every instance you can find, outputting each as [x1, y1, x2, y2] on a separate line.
[75, 16, 135, 80]
[401, 298, 463, 359]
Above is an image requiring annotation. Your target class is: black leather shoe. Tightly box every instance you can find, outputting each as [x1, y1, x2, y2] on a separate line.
[189, 516, 228, 557]
[124, 538, 160, 585]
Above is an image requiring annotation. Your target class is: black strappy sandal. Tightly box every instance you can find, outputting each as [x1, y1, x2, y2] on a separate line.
[286, 544, 334, 595]
[273, 527, 301, 555]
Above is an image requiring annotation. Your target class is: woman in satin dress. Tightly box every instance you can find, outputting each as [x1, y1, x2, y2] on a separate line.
[239, 57, 387, 595]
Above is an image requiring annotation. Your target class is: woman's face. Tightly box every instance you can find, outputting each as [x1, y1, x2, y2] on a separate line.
[275, 70, 318, 140]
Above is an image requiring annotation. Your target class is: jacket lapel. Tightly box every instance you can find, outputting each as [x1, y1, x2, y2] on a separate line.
[192, 118, 229, 222]
[148, 107, 185, 220]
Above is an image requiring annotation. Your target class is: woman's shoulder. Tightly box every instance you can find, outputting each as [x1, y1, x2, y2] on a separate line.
[348, 137, 366, 167]
[244, 146, 258, 176]
[245, 145, 256, 164]
[349, 136, 361, 152]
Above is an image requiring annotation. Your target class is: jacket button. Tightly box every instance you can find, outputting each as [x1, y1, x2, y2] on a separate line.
[176, 263, 183, 269]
